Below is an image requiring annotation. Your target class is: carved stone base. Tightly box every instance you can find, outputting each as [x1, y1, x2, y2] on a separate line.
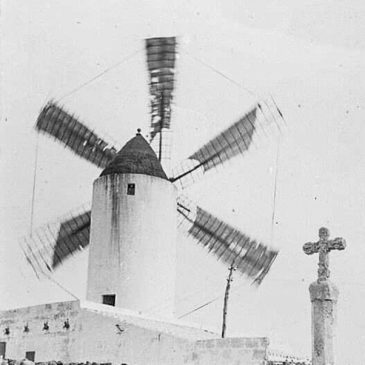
[309, 280, 338, 365]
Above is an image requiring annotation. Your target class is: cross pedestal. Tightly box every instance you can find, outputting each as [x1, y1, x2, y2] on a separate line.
[309, 279, 339, 365]
[303, 227, 346, 365]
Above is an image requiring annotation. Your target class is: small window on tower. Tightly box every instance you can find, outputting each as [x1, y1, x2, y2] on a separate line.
[102, 294, 116, 306]
[127, 183, 135, 195]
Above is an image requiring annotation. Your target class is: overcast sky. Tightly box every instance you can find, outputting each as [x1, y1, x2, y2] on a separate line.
[1, 0, 365, 363]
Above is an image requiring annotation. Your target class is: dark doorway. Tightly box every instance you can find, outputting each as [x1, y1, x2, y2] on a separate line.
[25, 351, 35, 361]
[0, 342, 6, 359]
[102, 294, 116, 306]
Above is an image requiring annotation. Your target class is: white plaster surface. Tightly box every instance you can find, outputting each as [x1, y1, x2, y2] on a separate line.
[0, 301, 80, 362]
[86, 173, 177, 318]
[0, 300, 269, 365]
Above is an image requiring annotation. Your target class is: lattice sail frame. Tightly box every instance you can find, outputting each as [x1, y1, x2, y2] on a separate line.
[177, 195, 278, 284]
[145, 37, 177, 170]
[20, 206, 91, 278]
[36, 101, 120, 168]
[171, 99, 284, 189]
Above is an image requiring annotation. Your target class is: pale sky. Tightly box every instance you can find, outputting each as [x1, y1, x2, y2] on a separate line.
[1, 1, 365, 363]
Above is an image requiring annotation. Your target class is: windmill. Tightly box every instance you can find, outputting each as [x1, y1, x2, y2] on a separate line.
[21, 37, 282, 308]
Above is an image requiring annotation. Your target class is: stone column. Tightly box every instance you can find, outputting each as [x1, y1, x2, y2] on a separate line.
[303, 227, 346, 365]
[309, 280, 338, 365]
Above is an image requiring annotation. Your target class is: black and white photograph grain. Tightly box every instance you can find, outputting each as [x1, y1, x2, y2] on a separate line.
[0, 1, 364, 365]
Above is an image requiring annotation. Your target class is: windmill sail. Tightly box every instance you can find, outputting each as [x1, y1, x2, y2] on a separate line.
[36, 101, 117, 168]
[177, 197, 278, 284]
[145, 37, 177, 164]
[189, 107, 257, 169]
[171, 100, 284, 189]
[21, 208, 91, 277]
[171, 105, 258, 188]
[52, 210, 91, 268]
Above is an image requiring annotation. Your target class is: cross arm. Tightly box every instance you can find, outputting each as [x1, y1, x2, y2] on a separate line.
[328, 237, 346, 251]
[303, 241, 319, 255]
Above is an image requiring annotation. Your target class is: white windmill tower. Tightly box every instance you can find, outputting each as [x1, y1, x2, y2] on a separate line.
[87, 130, 177, 317]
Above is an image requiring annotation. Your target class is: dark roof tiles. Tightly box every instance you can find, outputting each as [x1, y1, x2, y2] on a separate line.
[100, 133, 168, 180]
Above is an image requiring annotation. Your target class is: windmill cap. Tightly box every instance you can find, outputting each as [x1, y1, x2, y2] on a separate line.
[100, 132, 168, 180]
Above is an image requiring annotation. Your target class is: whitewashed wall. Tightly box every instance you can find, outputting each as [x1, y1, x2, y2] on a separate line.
[0, 301, 80, 362]
[87, 174, 177, 318]
[0, 301, 269, 365]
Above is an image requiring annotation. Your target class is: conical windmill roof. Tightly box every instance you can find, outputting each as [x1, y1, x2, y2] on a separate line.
[100, 132, 168, 180]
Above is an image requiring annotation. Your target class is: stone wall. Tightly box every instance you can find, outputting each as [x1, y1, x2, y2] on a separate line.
[188, 338, 269, 365]
[0, 301, 80, 362]
[0, 300, 269, 365]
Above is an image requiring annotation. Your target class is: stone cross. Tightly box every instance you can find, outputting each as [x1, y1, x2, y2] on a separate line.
[303, 227, 346, 365]
[303, 227, 346, 282]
